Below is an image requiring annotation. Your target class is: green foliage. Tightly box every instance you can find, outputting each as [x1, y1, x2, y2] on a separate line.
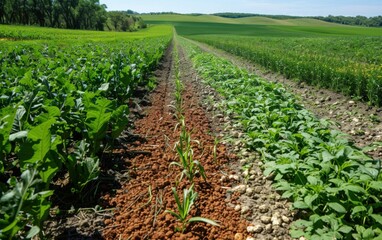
[84, 96, 113, 155]
[189, 35, 382, 106]
[181, 37, 382, 238]
[0, 0, 107, 30]
[165, 184, 219, 232]
[0, 167, 53, 239]
[67, 140, 100, 193]
[0, 25, 172, 237]
[170, 120, 207, 184]
[107, 11, 147, 32]
[0, 106, 17, 171]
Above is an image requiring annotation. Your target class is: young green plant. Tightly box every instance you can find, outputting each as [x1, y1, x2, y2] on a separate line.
[170, 119, 207, 184]
[165, 184, 219, 232]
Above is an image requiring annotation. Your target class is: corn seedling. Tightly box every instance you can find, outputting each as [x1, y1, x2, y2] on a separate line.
[170, 119, 206, 183]
[173, 77, 184, 118]
[165, 184, 219, 233]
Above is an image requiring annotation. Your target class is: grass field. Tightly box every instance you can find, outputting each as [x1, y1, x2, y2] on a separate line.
[142, 14, 341, 26]
[142, 14, 382, 37]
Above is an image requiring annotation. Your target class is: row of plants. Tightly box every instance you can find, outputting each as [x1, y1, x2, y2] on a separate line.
[180, 37, 382, 239]
[190, 35, 382, 106]
[0, 27, 172, 239]
[165, 42, 218, 233]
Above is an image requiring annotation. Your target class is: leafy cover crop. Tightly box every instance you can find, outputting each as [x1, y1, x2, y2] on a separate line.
[190, 35, 382, 107]
[181, 38, 382, 239]
[0, 26, 172, 238]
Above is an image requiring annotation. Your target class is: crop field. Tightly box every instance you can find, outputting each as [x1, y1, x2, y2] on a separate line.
[0, 24, 172, 239]
[1, 13, 382, 240]
[147, 14, 382, 106]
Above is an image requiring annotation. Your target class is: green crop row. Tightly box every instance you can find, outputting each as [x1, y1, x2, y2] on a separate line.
[181, 38, 382, 239]
[0, 24, 172, 42]
[0, 26, 172, 239]
[189, 35, 382, 107]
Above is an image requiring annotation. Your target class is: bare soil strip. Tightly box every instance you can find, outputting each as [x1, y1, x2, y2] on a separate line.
[184, 38, 382, 159]
[102, 41, 249, 239]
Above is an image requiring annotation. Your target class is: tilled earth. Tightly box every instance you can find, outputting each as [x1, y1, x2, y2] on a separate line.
[102, 41, 254, 239]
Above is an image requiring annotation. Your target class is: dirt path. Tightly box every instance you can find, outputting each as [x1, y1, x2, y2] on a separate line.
[183, 38, 382, 159]
[102, 40, 250, 239]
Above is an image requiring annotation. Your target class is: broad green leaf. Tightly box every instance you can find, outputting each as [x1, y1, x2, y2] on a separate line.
[19, 119, 55, 167]
[36, 106, 60, 123]
[327, 202, 347, 213]
[338, 225, 353, 234]
[304, 194, 318, 208]
[362, 228, 375, 239]
[290, 228, 306, 238]
[370, 181, 382, 191]
[19, 70, 35, 88]
[85, 97, 112, 141]
[0, 106, 17, 158]
[343, 184, 366, 193]
[307, 175, 318, 185]
[111, 105, 129, 139]
[352, 206, 367, 216]
[293, 201, 309, 209]
[322, 151, 335, 162]
[371, 214, 382, 225]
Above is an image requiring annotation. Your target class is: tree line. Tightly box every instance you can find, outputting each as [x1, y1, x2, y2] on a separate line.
[0, 0, 146, 31]
[314, 15, 382, 27]
[213, 12, 382, 27]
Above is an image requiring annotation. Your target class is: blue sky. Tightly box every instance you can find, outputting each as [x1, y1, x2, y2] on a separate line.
[100, 0, 382, 17]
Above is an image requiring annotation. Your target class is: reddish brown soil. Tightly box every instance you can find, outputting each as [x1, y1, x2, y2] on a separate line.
[102, 42, 248, 239]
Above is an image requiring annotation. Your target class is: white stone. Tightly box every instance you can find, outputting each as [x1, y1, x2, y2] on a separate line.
[229, 175, 240, 181]
[232, 184, 246, 194]
[281, 216, 290, 223]
[271, 215, 281, 226]
[246, 187, 254, 195]
[241, 205, 250, 214]
[260, 216, 272, 224]
[247, 225, 263, 233]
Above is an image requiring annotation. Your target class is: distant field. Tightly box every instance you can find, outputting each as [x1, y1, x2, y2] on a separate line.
[142, 14, 382, 106]
[142, 14, 382, 37]
[142, 14, 340, 26]
[141, 14, 238, 24]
